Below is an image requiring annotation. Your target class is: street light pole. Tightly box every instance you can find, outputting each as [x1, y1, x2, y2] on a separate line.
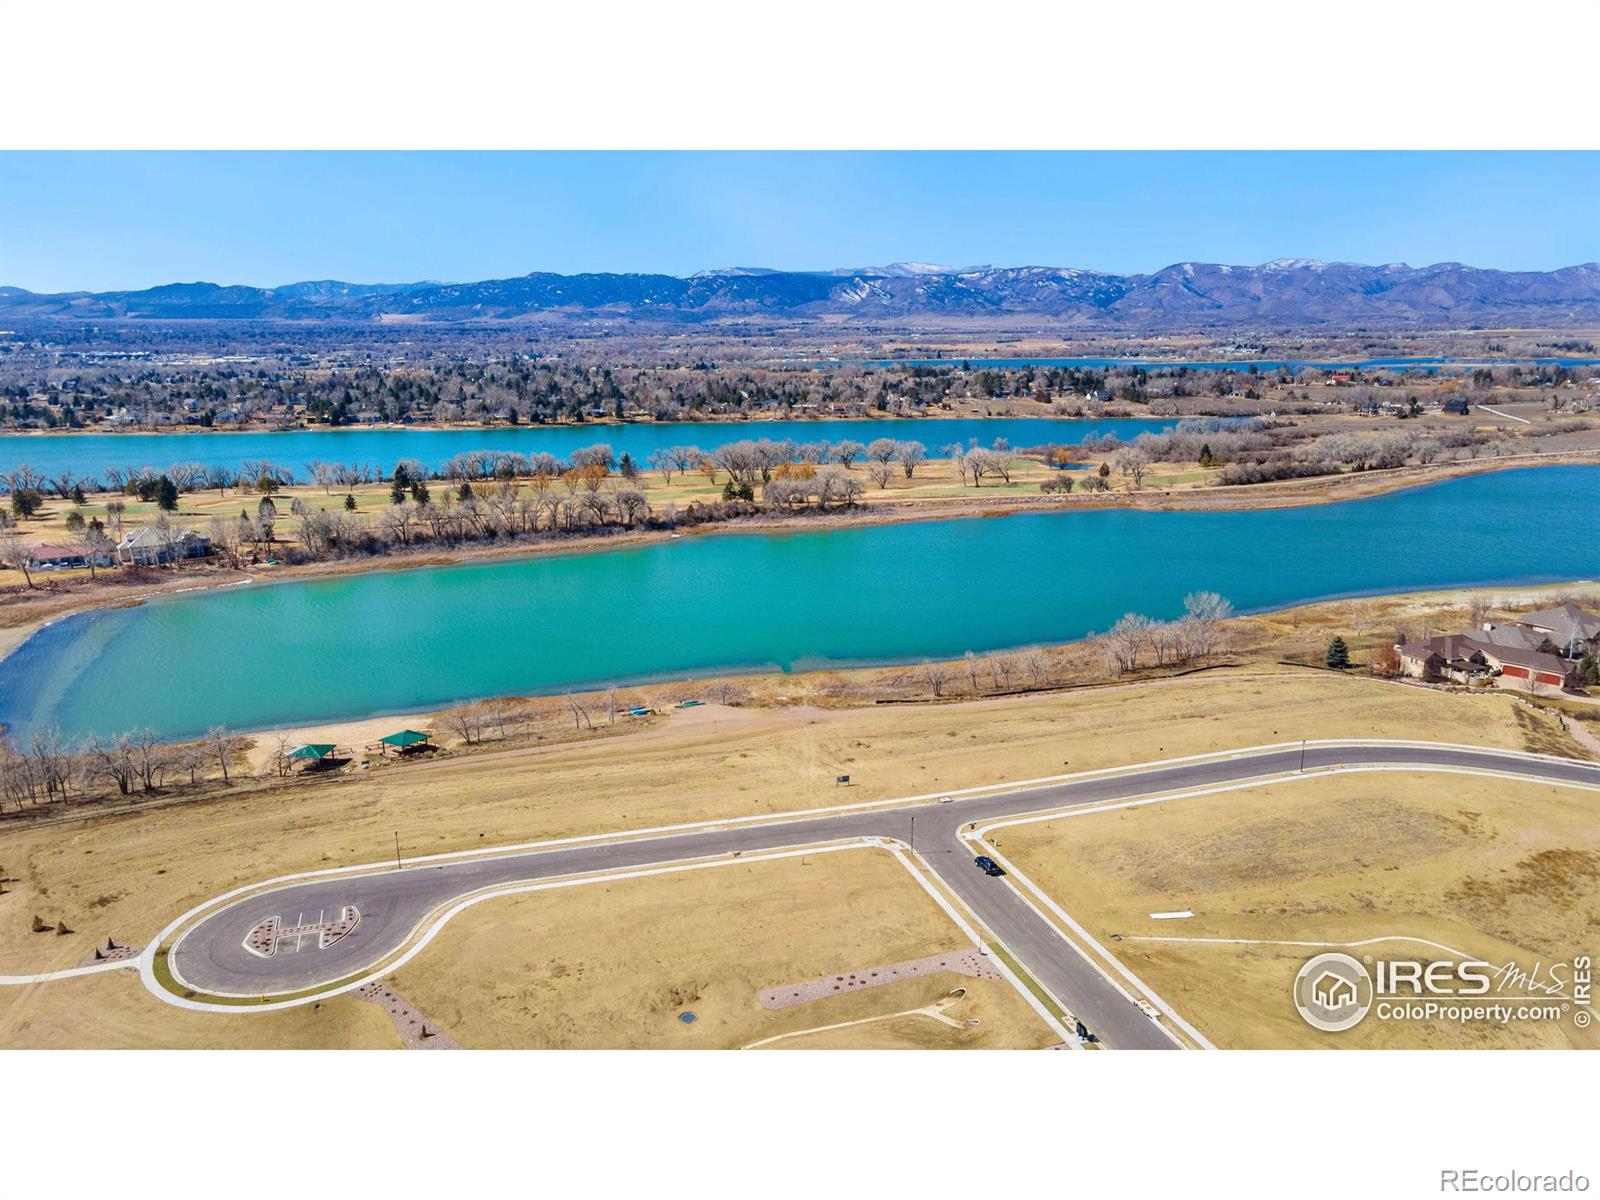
[1300, 739, 1307, 773]
[394, 830, 402, 872]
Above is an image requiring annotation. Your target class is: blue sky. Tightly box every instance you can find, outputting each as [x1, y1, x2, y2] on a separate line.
[2, 152, 1595, 292]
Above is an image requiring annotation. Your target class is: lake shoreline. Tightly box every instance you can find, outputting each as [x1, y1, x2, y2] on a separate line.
[3, 449, 1597, 670]
[246, 575, 1600, 752]
[3, 463, 1597, 744]
[10, 574, 1599, 759]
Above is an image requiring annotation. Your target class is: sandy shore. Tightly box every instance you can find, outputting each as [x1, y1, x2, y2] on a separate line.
[243, 713, 437, 771]
[0, 621, 37, 662]
[239, 698, 798, 771]
[0, 572, 263, 666]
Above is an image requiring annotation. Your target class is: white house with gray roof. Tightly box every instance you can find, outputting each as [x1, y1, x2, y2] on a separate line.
[115, 526, 212, 567]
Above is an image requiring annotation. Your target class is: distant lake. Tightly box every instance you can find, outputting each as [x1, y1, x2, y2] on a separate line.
[0, 417, 1168, 484]
[2, 465, 1595, 743]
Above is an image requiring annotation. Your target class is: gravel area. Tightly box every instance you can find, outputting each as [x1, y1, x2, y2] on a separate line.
[759, 947, 1001, 1010]
[76, 939, 140, 968]
[355, 981, 462, 1050]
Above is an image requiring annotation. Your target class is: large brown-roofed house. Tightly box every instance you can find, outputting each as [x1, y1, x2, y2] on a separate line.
[1395, 634, 1492, 684]
[1396, 632, 1580, 692]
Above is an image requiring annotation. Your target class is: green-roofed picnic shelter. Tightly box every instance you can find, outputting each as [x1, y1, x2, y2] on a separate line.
[377, 729, 434, 756]
[288, 743, 337, 761]
[380, 730, 431, 749]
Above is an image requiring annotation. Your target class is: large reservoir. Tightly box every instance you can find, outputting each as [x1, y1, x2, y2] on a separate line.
[1, 466, 1595, 742]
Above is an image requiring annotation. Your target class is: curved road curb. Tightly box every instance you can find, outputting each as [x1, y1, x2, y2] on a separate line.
[140, 740, 1599, 1049]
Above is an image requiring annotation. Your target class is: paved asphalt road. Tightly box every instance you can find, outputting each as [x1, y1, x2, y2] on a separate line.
[168, 743, 1600, 1049]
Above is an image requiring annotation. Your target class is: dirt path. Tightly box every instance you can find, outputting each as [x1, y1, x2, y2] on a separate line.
[1563, 720, 1600, 757]
[354, 981, 461, 1049]
[758, 947, 1002, 1009]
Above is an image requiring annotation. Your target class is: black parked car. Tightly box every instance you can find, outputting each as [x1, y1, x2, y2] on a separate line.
[973, 855, 1005, 877]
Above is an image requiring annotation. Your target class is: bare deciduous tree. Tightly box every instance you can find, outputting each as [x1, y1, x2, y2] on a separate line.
[1112, 446, 1153, 489]
[1099, 613, 1156, 676]
[896, 441, 927, 478]
[208, 726, 246, 783]
[87, 734, 136, 795]
[131, 729, 168, 792]
[1179, 592, 1234, 661]
[0, 530, 35, 589]
[704, 681, 748, 706]
[1020, 648, 1053, 688]
[916, 660, 954, 697]
[564, 693, 594, 730]
[442, 703, 491, 745]
[987, 652, 1017, 691]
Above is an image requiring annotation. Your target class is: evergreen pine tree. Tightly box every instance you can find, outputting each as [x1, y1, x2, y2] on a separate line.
[1325, 636, 1351, 669]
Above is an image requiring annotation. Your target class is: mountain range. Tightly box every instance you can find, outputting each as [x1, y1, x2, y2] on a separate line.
[4, 260, 1599, 328]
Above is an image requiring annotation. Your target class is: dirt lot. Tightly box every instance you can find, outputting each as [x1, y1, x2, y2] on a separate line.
[0, 845, 1049, 1049]
[990, 772, 1600, 1049]
[0, 965, 399, 1049]
[0, 664, 1570, 984]
[386, 845, 1054, 1050]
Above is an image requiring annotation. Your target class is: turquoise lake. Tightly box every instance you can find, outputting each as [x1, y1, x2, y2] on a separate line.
[0, 417, 1167, 484]
[1, 465, 1595, 742]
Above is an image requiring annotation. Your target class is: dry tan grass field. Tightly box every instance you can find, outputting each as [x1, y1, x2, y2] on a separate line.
[0, 845, 1054, 1049]
[1, 576, 1594, 1048]
[389, 846, 1055, 1050]
[990, 772, 1600, 1049]
[0, 964, 402, 1050]
[0, 667, 1558, 980]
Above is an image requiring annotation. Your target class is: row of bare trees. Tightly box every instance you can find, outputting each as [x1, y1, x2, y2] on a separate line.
[0, 726, 247, 813]
[2, 434, 937, 502]
[901, 594, 1234, 701]
[905, 645, 1062, 698]
[1, 461, 297, 499]
[1094, 592, 1235, 677]
[761, 466, 866, 509]
[943, 442, 1017, 487]
[1045, 418, 1510, 490]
